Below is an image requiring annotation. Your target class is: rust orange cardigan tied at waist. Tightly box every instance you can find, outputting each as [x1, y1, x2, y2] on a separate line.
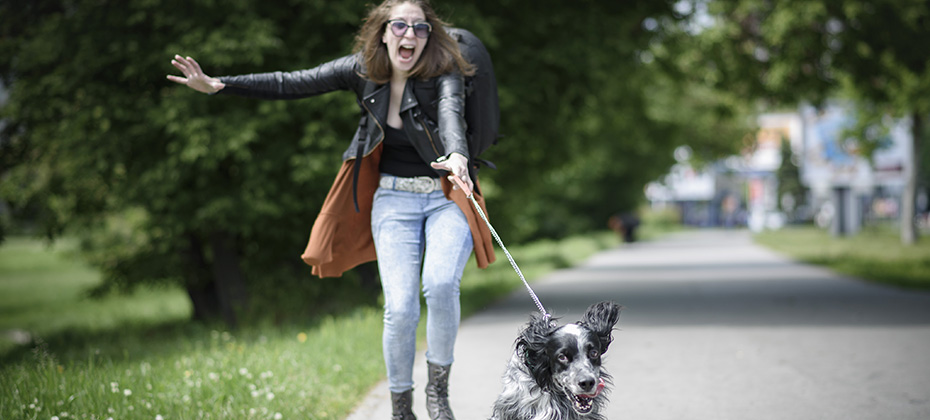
[300, 145, 496, 278]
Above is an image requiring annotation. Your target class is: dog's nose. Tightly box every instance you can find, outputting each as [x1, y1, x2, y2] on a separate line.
[578, 377, 596, 392]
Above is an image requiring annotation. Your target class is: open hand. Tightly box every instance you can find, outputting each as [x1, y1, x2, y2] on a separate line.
[167, 55, 225, 94]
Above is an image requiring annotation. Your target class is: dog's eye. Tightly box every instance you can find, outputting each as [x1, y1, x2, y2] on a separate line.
[588, 349, 600, 359]
[557, 354, 569, 363]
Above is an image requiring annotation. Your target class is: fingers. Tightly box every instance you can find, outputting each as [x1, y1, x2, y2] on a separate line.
[166, 74, 187, 84]
[187, 56, 205, 75]
[171, 55, 191, 74]
[447, 174, 473, 195]
[171, 55, 204, 78]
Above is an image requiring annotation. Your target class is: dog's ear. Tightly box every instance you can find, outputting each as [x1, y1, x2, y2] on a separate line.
[579, 301, 622, 353]
[517, 312, 558, 390]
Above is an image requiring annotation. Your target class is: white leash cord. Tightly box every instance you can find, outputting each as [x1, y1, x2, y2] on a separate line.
[449, 176, 550, 320]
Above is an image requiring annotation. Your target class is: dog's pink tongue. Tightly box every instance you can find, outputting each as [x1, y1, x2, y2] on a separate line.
[581, 378, 606, 398]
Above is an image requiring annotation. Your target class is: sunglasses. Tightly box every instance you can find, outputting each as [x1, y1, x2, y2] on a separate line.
[387, 19, 432, 39]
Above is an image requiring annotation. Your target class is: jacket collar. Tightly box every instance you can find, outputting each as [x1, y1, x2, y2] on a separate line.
[399, 80, 419, 113]
[360, 79, 420, 121]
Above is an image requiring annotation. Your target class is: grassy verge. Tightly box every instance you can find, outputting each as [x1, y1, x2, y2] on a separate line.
[0, 231, 619, 420]
[753, 224, 930, 290]
[0, 237, 191, 354]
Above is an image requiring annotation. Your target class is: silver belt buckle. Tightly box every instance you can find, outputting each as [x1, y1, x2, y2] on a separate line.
[403, 176, 437, 193]
[382, 175, 439, 193]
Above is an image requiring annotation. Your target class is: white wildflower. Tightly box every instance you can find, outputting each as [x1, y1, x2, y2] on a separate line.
[266, 392, 275, 401]
[274, 413, 283, 420]
[123, 389, 132, 396]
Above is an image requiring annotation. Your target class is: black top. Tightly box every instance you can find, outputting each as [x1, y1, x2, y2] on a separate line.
[380, 125, 438, 178]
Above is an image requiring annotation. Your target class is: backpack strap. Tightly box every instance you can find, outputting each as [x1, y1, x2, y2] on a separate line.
[352, 113, 368, 213]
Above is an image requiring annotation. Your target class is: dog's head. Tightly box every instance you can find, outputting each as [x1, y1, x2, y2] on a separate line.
[517, 301, 622, 415]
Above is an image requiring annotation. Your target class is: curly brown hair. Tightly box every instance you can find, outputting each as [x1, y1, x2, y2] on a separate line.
[353, 0, 475, 84]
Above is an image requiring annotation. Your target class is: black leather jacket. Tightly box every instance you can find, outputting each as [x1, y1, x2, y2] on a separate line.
[217, 54, 469, 169]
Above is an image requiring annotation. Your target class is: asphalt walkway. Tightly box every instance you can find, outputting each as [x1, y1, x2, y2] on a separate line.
[347, 229, 930, 420]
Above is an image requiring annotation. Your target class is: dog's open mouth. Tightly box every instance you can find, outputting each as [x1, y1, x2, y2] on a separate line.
[567, 378, 605, 414]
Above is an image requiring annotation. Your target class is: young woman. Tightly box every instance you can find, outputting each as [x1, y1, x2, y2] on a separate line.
[167, 1, 495, 419]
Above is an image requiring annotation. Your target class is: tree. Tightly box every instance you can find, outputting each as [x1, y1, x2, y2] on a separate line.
[0, 0, 373, 326]
[454, 0, 752, 241]
[1, 0, 753, 326]
[687, 0, 930, 243]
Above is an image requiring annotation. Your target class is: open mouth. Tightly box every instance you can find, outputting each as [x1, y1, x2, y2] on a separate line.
[399, 45, 415, 60]
[567, 378, 605, 414]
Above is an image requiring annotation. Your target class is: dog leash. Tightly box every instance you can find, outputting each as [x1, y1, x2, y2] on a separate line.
[449, 175, 550, 320]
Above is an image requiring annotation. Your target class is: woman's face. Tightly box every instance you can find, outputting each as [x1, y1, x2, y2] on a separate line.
[382, 2, 429, 78]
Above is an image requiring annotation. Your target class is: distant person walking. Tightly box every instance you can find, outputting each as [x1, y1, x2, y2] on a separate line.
[167, 1, 496, 419]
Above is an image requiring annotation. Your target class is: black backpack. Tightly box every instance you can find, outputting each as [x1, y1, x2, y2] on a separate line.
[447, 27, 500, 169]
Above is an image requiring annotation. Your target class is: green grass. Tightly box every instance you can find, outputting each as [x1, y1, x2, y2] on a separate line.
[753, 225, 930, 289]
[0, 237, 191, 354]
[0, 231, 620, 420]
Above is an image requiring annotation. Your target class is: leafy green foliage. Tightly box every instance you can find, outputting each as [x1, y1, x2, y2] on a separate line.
[688, 0, 930, 243]
[452, 0, 745, 241]
[1, 0, 750, 321]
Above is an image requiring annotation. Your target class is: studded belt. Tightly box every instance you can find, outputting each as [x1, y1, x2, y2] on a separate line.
[379, 174, 443, 193]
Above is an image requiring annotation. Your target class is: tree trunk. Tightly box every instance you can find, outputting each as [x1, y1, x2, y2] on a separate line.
[902, 112, 921, 244]
[181, 233, 222, 322]
[210, 230, 250, 328]
[354, 260, 382, 305]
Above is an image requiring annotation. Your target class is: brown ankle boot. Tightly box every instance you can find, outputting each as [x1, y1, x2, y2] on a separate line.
[391, 389, 416, 420]
[425, 362, 455, 420]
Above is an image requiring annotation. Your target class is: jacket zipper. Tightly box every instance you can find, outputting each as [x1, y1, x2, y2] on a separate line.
[417, 114, 442, 158]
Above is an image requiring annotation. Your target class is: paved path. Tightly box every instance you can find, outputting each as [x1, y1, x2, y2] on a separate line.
[347, 229, 930, 420]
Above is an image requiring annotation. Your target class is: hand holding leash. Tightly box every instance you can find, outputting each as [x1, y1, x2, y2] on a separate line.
[430, 153, 473, 195]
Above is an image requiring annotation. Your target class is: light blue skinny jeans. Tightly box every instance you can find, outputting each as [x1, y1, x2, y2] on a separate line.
[371, 184, 474, 393]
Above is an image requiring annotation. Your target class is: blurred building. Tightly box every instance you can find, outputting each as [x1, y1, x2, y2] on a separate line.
[646, 103, 915, 234]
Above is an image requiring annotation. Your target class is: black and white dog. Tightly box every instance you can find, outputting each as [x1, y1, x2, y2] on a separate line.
[490, 301, 622, 420]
